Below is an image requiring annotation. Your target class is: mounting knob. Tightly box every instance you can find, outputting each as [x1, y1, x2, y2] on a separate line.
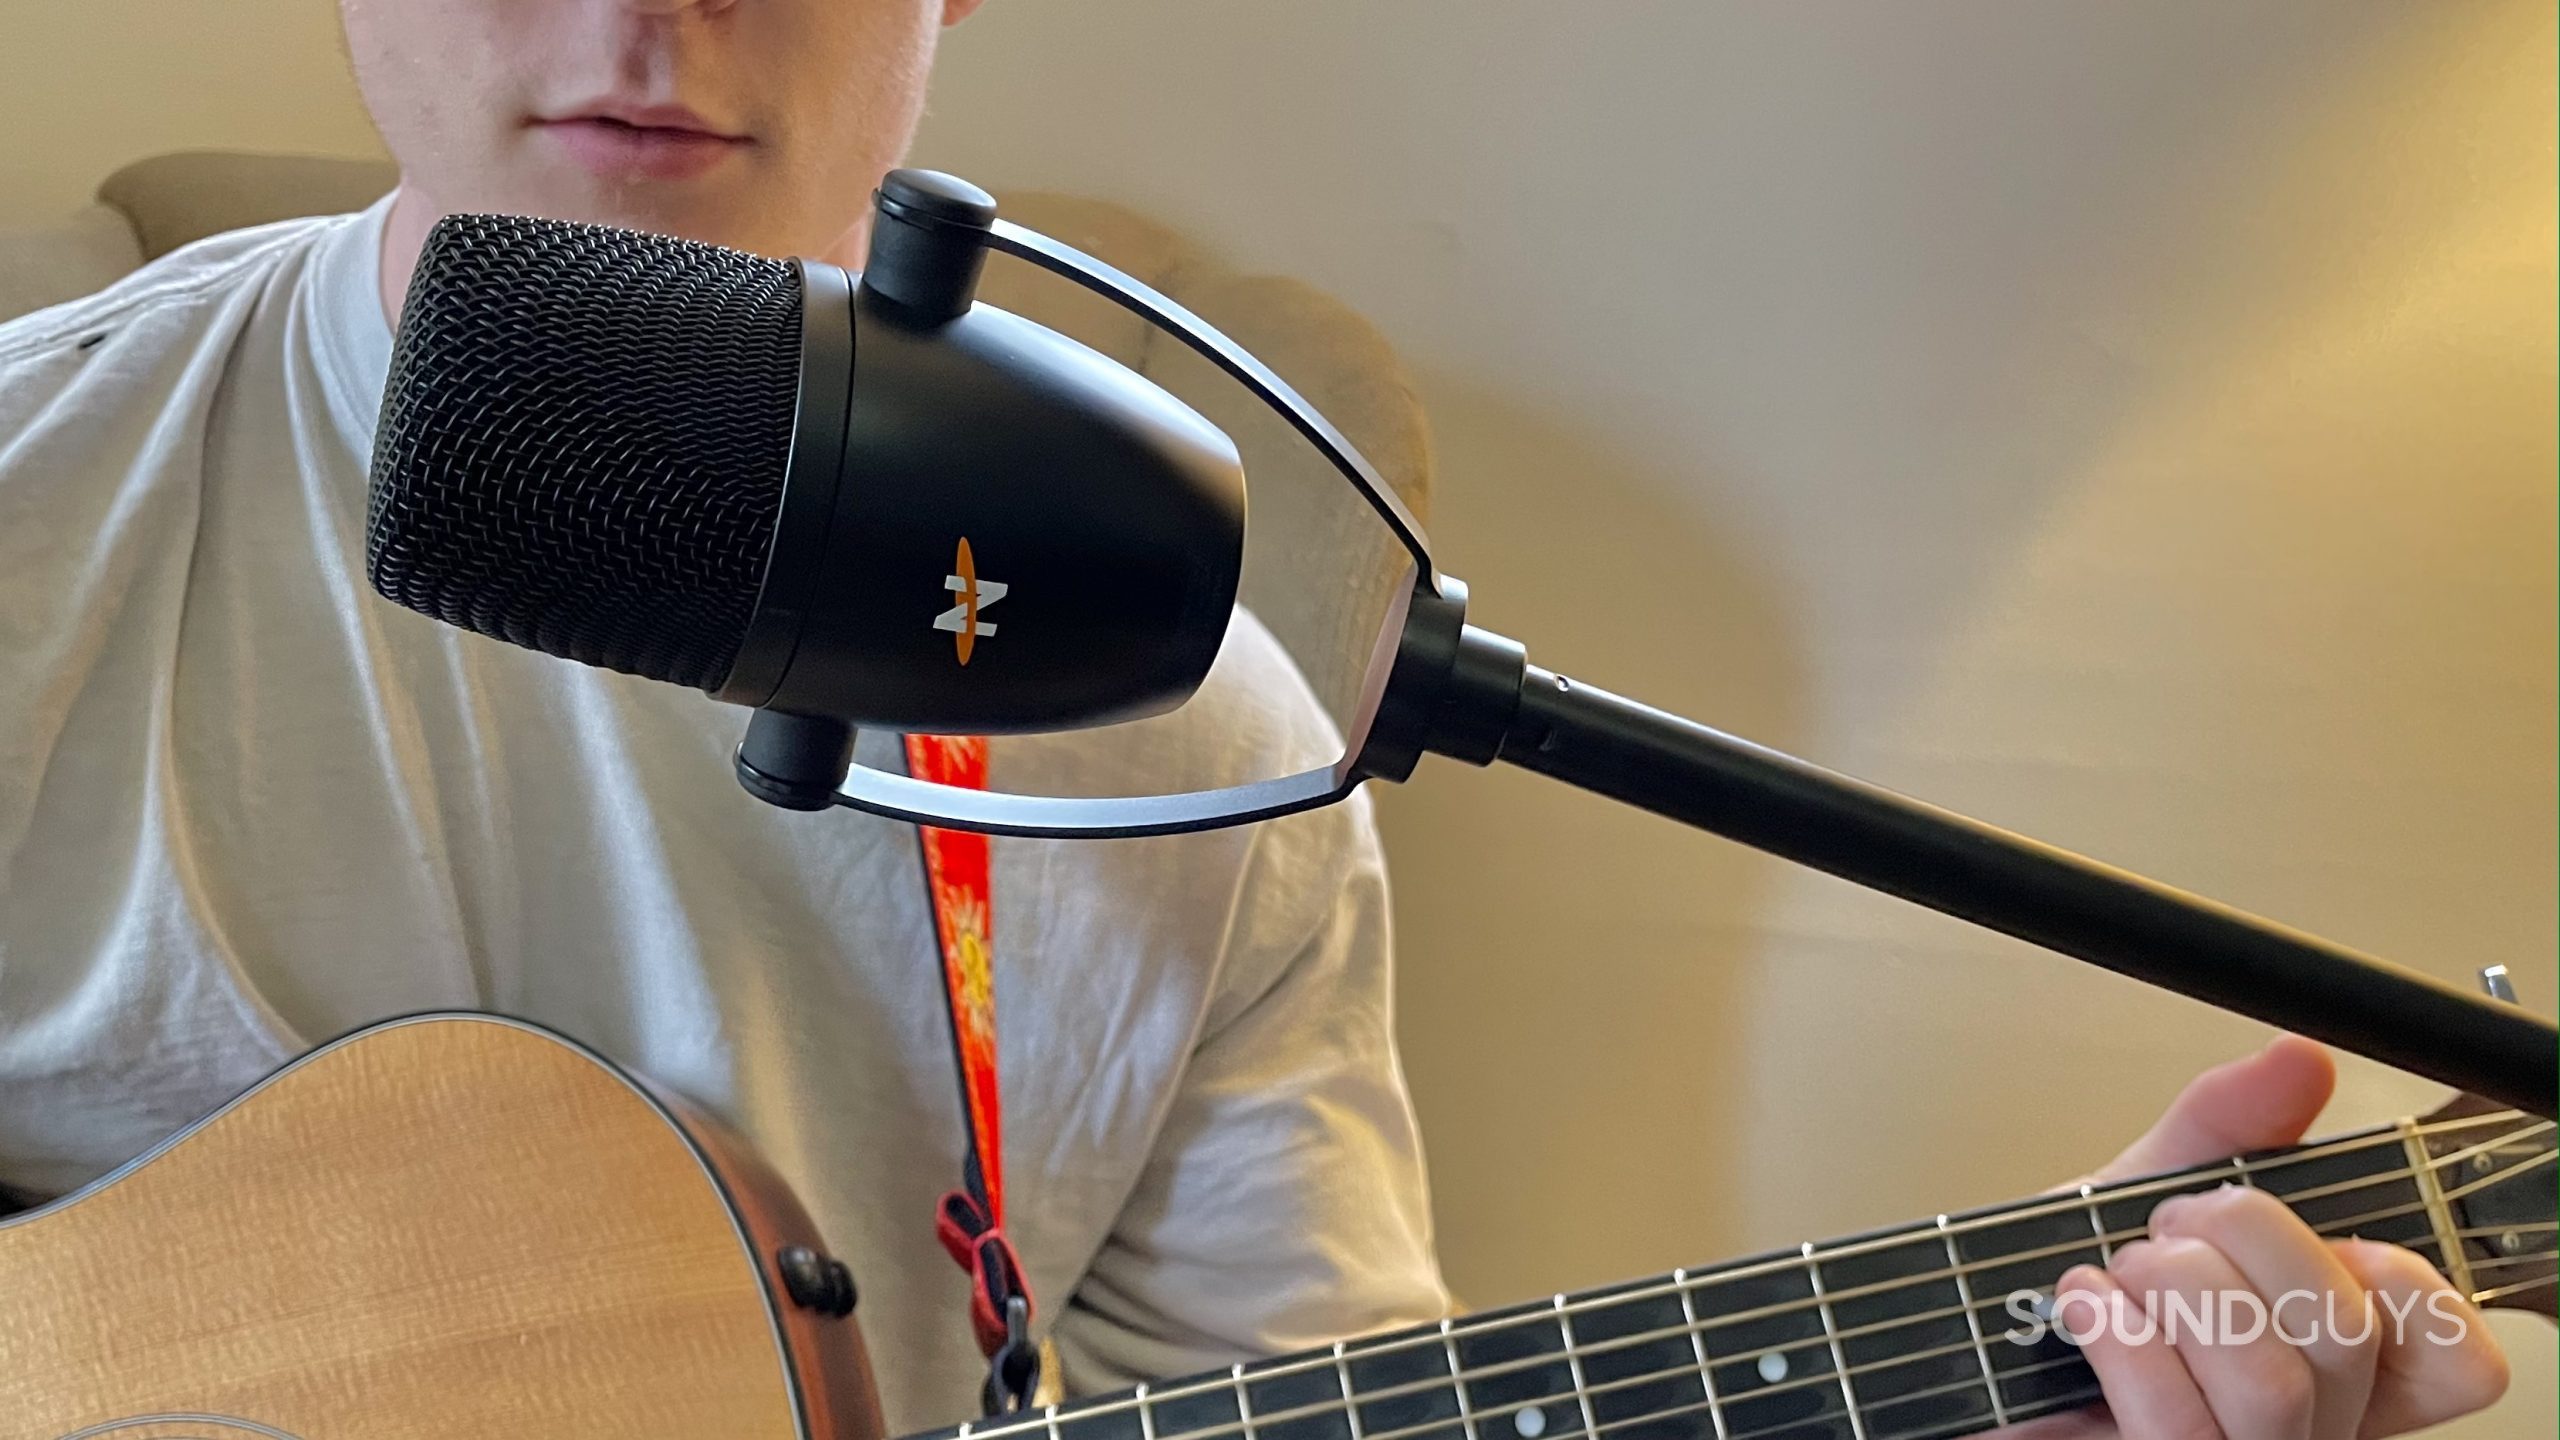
[861, 169, 998, 324]
[737, 710, 856, 812]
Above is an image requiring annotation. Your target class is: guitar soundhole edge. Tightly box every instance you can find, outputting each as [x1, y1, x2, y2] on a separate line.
[54, 1416, 307, 1440]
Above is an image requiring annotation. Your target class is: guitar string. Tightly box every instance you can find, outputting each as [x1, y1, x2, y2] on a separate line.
[962, 1116, 2544, 1440]
[1494, 1167, 2488, 1418]
[1621, 1350, 2089, 1440]
[1513, 1224, 2560, 1440]
[1606, 1246, 2560, 1440]
[1540, 1132, 2550, 1391]
[1449, 1115, 2532, 1390]
[1126, 1343, 2110, 1440]
[1009, 1111, 2531, 1437]
[1268, 1151, 2559, 1440]
[1336, 1161, 2530, 1440]
[2443, 1149, 2558, 1205]
[1451, 1354, 2077, 1440]
[2457, 1250, 2557, 1299]
[1000, 1151, 2548, 1440]
[974, 1121, 2543, 1440]
[1343, 1224, 2555, 1440]
[1454, 1159, 2551, 1425]
[1726, 1359, 2089, 1440]
[2469, 1274, 2557, 1306]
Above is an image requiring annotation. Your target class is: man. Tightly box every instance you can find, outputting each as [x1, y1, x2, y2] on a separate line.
[0, 2, 2512, 1437]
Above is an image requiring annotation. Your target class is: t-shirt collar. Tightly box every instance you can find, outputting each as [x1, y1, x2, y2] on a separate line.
[305, 190, 400, 461]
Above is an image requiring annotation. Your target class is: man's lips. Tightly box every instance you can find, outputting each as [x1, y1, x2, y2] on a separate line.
[532, 106, 750, 181]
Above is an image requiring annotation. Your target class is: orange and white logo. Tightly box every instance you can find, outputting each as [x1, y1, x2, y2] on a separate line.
[931, 538, 1008, 666]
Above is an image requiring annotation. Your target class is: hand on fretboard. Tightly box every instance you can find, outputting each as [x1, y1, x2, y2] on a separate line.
[928, 1112, 2545, 1440]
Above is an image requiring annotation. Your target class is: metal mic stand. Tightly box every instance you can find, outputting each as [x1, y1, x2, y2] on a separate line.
[1367, 603, 2558, 1120]
[765, 170, 2560, 1122]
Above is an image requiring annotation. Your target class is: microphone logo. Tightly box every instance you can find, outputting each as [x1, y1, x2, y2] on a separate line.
[932, 538, 1008, 666]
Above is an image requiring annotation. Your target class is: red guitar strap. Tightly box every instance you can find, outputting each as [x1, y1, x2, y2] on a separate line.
[905, 733, 1041, 1416]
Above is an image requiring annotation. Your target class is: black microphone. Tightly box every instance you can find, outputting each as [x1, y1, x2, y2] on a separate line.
[368, 170, 2555, 1120]
[369, 171, 1244, 742]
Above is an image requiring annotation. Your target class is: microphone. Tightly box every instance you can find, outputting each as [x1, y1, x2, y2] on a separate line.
[367, 171, 2555, 1120]
[369, 171, 1245, 740]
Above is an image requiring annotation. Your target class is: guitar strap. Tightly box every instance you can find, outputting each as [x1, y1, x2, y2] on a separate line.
[904, 733, 1043, 1417]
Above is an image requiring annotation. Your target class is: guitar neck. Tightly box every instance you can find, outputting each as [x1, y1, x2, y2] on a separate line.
[914, 1109, 2551, 1440]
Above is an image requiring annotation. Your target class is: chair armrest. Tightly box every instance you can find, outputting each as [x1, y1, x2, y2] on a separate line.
[98, 150, 396, 260]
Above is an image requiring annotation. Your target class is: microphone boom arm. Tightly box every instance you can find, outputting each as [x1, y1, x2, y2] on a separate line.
[805, 177, 2557, 1121]
[1460, 656, 2560, 1119]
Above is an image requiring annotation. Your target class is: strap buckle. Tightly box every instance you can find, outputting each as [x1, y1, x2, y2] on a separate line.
[939, 1187, 1043, 1415]
[984, 1292, 1039, 1416]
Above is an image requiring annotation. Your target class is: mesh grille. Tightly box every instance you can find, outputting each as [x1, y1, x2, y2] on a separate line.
[367, 213, 803, 691]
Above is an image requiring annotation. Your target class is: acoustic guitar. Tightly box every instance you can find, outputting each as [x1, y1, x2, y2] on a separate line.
[2, 1014, 2548, 1440]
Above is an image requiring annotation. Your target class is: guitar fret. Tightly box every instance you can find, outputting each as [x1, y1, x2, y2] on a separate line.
[1671, 1270, 1729, 1440]
[1935, 1215, 2007, 1429]
[1451, 1298, 1588, 1440]
[1244, 1345, 1356, 1440]
[1047, 1405, 1065, 1440]
[1986, 1354, 2107, 1429]
[2077, 1184, 2111, 1262]
[1137, 1384, 1158, 1440]
[1572, 1276, 1720, 1440]
[1335, 1343, 1366, 1440]
[1441, 1318, 1482, 1440]
[2255, 1121, 2446, 1272]
[1340, 1321, 1463, 1440]
[1551, 1294, 1602, 1440]
[2401, 1117, 2476, 1295]
[1816, 1225, 1997, 1440]
[2232, 1155, 2254, 1187]
[1800, 1243, 1867, 1440]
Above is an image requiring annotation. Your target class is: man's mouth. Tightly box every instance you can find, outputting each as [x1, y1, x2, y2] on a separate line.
[532, 102, 751, 182]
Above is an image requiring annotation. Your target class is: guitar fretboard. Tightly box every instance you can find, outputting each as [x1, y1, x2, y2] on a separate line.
[910, 1112, 2550, 1440]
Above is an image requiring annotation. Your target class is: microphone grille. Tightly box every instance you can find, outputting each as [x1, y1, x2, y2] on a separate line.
[368, 213, 803, 691]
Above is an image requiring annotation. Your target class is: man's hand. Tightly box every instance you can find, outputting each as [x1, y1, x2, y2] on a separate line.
[2000, 1037, 2511, 1440]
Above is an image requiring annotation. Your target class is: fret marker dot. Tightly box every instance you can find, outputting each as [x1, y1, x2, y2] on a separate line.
[1514, 1407, 1546, 1438]
[1757, 1352, 1788, 1385]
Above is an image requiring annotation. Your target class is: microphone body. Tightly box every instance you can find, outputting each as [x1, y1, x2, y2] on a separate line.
[722, 259, 1244, 733]
[369, 184, 1243, 736]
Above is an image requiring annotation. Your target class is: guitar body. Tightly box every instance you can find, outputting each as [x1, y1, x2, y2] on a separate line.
[0, 1014, 883, 1440]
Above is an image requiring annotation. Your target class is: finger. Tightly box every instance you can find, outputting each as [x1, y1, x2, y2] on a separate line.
[2149, 1186, 2377, 1436]
[2111, 1237, 2316, 1440]
[2090, 1037, 2335, 1184]
[2331, 1240, 2510, 1438]
[2051, 1263, 2221, 1440]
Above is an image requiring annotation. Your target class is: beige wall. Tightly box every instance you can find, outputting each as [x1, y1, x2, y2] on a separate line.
[0, 2, 382, 218]
[4, 0, 2550, 1431]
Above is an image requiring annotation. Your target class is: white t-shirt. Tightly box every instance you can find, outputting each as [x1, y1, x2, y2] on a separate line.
[0, 196, 1447, 1431]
